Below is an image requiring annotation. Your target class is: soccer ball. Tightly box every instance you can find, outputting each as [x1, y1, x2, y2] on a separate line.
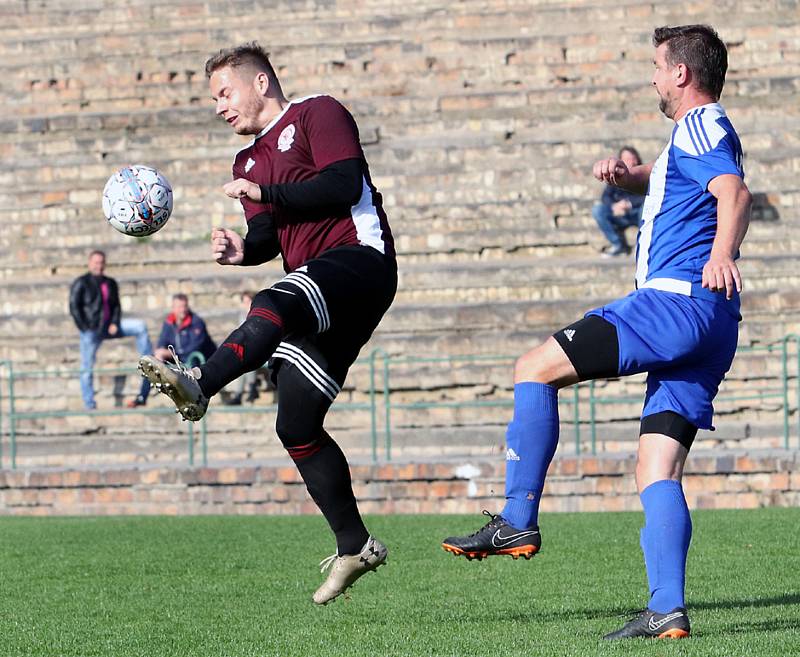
[102, 165, 173, 236]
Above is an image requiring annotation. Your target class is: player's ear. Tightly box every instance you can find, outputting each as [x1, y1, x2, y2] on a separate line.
[674, 62, 689, 86]
[254, 71, 270, 96]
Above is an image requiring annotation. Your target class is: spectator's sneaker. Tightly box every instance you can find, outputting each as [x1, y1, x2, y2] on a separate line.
[221, 392, 242, 406]
[245, 384, 260, 403]
[125, 396, 147, 409]
[138, 352, 208, 421]
[441, 510, 540, 560]
[312, 537, 388, 605]
[602, 244, 631, 258]
[603, 608, 690, 640]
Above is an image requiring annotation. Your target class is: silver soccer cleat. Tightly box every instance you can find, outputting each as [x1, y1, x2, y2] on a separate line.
[138, 351, 209, 421]
[312, 536, 388, 605]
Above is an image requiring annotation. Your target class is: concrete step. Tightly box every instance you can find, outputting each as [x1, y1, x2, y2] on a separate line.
[2, 292, 799, 370]
[2, 326, 794, 421]
[5, 407, 793, 469]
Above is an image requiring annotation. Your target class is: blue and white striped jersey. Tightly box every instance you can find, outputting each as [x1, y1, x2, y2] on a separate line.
[635, 102, 744, 315]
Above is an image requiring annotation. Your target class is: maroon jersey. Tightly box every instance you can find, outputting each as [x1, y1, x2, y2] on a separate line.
[232, 95, 395, 272]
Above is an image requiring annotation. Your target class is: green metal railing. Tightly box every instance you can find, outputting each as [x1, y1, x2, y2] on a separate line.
[368, 336, 800, 458]
[0, 361, 203, 470]
[0, 335, 797, 469]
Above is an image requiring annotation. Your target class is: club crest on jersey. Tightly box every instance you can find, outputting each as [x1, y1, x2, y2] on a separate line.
[244, 157, 255, 173]
[277, 124, 296, 152]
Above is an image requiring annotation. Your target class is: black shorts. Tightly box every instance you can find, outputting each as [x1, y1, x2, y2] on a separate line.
[268, 245, 397, 401]
[552, 315, 620, 381]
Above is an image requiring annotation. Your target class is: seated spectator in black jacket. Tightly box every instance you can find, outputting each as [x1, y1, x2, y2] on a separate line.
[592, 146, 646, 257]
[154, 294, 216, 366]
[69, 250, 153, 409]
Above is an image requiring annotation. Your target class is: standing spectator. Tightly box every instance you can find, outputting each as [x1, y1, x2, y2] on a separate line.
[153, 294, 216, 366]
[69, 250, 153, 409]
[592, 146, 646, 257]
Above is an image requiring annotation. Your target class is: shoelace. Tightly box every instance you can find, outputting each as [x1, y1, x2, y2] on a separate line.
[465, 510, 501, 537]
[319, 553, 339, 573]
[619, 609, 647, 622]
[168, 345, 196, 380]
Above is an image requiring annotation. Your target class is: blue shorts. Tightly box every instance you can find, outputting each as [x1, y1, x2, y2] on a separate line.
[586, 288, 739, 430]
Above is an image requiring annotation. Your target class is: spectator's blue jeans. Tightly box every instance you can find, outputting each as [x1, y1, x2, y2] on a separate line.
[592, 202, 643, 250]
[79, 318, 153, 409]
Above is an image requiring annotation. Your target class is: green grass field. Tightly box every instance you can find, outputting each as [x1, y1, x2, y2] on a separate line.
[0, 509, 798, 656]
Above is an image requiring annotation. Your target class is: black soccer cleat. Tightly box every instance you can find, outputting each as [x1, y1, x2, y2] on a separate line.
[441, 510, 540, 560]
[603, 607, 691, 640]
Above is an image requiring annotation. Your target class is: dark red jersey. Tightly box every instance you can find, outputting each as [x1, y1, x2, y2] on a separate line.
[232, 95, 395, 272]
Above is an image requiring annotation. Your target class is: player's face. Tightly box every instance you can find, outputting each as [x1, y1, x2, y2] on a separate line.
[210, 66, 266, 135]
[652, 43, 678, 119]
[88, 254, 105, 276]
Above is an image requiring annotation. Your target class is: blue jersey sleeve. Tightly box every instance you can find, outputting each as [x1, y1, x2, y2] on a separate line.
[674, 132, 743, 191]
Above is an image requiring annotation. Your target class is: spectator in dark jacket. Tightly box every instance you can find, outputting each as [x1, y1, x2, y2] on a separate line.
[592, 146, 646, 257]
[69, 250, 153, 410]
[154, 294, 216, 366]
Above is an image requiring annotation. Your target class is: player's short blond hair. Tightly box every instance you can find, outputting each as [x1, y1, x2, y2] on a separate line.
[205, 41, 277, 80]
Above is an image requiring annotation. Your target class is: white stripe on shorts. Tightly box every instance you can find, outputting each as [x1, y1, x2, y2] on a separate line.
[274, 342, 340, 401]
[279, 272, 331, 332]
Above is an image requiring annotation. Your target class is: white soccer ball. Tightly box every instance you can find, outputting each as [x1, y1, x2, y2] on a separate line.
[102, 165, 173, 236]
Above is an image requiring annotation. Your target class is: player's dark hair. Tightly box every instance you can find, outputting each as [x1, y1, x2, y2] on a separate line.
[172, 293, 189, 303]
[88, 249, 105, 260]
[653, 25, 728, 100]
[618, 145, 642, 165]
[205, 41, 277, 80]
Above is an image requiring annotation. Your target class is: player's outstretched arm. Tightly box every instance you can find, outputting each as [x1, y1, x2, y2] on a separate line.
[259, 159, 363, 210]
[702, 174, 752, 299]
[223, 160, 362, 213]
[592, 158, 653, 195]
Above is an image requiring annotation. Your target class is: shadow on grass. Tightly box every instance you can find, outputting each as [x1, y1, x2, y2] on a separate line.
[711, 617, 800, 635]
[691, 592, 800, 611]
[466, 592, 800, 624]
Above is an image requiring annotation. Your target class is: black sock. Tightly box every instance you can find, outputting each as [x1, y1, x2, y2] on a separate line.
[288, 432, 369, 555]
[197, 315, 282, 397]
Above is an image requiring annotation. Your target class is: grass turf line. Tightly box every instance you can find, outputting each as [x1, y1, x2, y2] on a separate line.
[0, 508, 798, 656]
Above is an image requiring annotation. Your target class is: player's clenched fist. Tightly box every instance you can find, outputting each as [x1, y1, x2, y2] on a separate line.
[223, 178, 261, 202]
[211, 227, 245, 265]
[593, 157, 629, 186]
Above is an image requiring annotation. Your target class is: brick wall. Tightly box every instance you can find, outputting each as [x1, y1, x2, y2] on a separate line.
[1, 451, 797, 516]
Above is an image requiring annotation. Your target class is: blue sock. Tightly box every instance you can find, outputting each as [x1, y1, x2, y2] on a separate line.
[501, 382, 559, 529]
[639, 479, 692, 613]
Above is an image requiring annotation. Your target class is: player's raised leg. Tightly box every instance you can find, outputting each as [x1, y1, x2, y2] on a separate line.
[442, 316, 619, 560]
[139, 283, 313, 420]
[442, 335, 580, 560]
